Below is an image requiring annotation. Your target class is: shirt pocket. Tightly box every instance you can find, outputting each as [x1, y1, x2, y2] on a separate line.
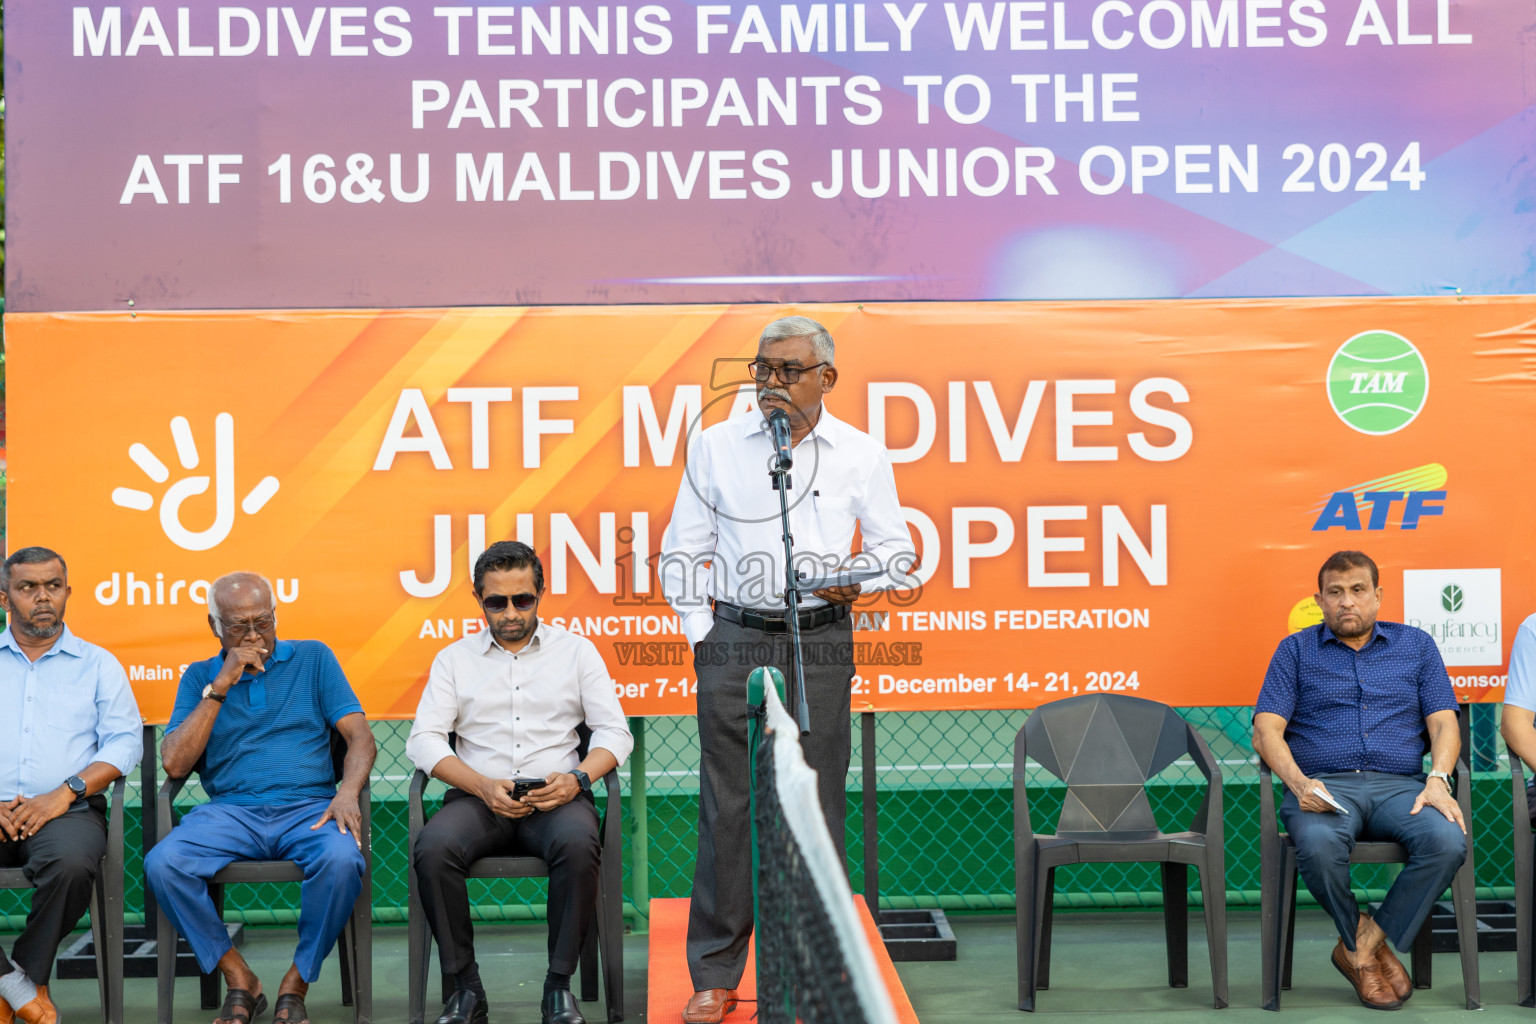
[37, 675, 97, 736]
[812, 494, 859, 552]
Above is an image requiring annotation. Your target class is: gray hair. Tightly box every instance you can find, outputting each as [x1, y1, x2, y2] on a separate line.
[210, 571, 277, 635]
[760, 316, 835, 366]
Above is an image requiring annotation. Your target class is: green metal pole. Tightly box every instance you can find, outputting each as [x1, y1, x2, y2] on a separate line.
[1471, 701, 1498, 772]
[748, 675, 765, 996]
[746, 667, 785, 1016]
[630, 716, 650, 934]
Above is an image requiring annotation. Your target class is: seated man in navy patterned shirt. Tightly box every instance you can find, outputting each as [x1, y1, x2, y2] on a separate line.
[1253, 550, 1466, 1012]
[145, 572, 376, 1024]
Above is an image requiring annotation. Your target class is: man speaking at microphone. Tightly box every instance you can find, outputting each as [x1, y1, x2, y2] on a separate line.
[660, 315, 915, 1023]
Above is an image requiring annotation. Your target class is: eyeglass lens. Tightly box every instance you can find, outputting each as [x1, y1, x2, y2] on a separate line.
[751, 362, 809, 383]
[482, 593, 538, 612]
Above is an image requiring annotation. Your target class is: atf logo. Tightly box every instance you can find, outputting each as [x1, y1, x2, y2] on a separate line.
[1311, 463, 1446, 531]
[111, 414, 280, 551]
[1326, 330, 1429, 435]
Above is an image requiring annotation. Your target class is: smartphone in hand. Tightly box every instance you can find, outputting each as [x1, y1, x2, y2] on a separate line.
[512, 777, 548, 800]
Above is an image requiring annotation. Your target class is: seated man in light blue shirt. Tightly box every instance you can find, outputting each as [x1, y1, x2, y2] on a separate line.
[145, 572, 375, 1024]
[1500, 613, 1536, 818]
[0, 546, 143, 1024]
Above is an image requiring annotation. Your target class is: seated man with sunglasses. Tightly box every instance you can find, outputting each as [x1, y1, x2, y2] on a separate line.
[146, 572, 375, 1024]
[408, 541, 633, 1024]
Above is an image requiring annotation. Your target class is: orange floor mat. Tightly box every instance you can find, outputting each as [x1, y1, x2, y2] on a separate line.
[646, 897, 919, 1023]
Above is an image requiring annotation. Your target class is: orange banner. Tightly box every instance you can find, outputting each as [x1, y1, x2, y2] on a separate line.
[7, 298, 1534, 721]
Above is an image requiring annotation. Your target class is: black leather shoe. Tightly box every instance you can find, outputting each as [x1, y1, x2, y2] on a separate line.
[542, 988, 586, 1024]
[435, 988, 489, 1024]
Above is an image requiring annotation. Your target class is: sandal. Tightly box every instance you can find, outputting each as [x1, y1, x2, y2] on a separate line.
[213, 988, 267, 1024]
[272, 993, 311, 1024]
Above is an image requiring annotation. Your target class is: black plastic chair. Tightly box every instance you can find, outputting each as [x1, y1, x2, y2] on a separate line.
[1258, 758, 1479, 1010]
[1509, 746, 1535, 1006]
[154, 731, 372, 1024]
[0, 776, 126, 1024]
[406, 732, 624, 1024]
[1014, 693, 1228, 1011]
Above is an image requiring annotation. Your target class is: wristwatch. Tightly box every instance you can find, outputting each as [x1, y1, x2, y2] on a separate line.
[65, 775, 87, 802]
[202, 683, 228, 704]
[1428, 770, 1453, 792]
[572, 770, 592, 794]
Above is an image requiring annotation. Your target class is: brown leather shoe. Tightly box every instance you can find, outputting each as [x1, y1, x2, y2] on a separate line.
[1374, 943, 1412, 1002]
[1331, 939, 1402, 1010]
[682, 988, 740, 1024]
[10, 989, 57, 1024]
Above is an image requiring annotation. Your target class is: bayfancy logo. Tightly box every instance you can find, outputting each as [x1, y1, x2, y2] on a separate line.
[1403, 568, 1502, 667]
[110, 414, 280, 551]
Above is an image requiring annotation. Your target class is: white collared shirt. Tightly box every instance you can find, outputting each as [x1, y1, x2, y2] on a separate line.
[406, 620, 634, 781]
[659, 407, 914, 646]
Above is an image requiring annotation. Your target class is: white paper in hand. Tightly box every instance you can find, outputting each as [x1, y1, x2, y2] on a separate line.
[794, 565, 887, 591]
[1315, 787, 1350, 814]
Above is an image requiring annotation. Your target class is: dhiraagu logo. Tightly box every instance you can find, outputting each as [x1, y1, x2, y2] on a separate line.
[111, 413, 280, 551]
[1326, 330, 1429, 435]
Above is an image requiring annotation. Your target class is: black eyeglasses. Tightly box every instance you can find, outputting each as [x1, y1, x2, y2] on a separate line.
[221, 616, 276, 638]
[482, 593, 538, 613]
[747, 360, 829, 384]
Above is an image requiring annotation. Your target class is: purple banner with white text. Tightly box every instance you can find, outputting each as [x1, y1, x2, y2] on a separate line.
[7, 0, 1533, 311]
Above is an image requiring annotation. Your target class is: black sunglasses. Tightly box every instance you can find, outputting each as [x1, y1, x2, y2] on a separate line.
[481, 593, 538, 613]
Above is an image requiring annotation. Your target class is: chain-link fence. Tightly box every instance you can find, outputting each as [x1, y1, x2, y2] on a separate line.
[1, 704, 1517, 930]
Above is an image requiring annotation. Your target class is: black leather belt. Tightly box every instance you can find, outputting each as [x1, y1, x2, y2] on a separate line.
[713, 601, 848, 634]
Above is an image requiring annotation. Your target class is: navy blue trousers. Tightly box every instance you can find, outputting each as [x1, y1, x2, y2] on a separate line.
[145, 798, 364, 981]
[1281, 771, 1466, 951]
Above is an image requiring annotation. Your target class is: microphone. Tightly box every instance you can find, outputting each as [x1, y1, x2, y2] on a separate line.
[768, 408, 794, 471]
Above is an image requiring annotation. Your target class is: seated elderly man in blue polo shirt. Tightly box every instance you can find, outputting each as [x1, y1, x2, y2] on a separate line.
[145, 572, 376, 1024]
[1253, 549, 1466, 1012]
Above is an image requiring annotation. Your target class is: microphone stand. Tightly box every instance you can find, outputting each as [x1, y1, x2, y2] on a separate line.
[771, 457, 812, 736]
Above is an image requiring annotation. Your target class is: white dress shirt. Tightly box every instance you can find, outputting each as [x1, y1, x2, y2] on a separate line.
[406, 620, 634, 781]
[660, 407, 914, 647]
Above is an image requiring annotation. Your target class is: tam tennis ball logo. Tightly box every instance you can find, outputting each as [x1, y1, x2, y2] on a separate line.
[1442, 585, 1463, 613]
[1326, 331, 1429, 435]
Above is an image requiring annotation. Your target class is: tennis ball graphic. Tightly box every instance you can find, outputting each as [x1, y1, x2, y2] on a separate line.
[1326, 331, 1428, 435]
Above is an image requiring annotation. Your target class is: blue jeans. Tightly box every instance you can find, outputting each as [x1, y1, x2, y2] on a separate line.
[1281, 771, 1466, 951]
[145, 798, 365, 981]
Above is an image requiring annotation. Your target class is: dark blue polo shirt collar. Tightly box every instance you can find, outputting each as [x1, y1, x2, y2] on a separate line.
[213, 639, 295, 708]
[1317, 623, 1389, 649]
